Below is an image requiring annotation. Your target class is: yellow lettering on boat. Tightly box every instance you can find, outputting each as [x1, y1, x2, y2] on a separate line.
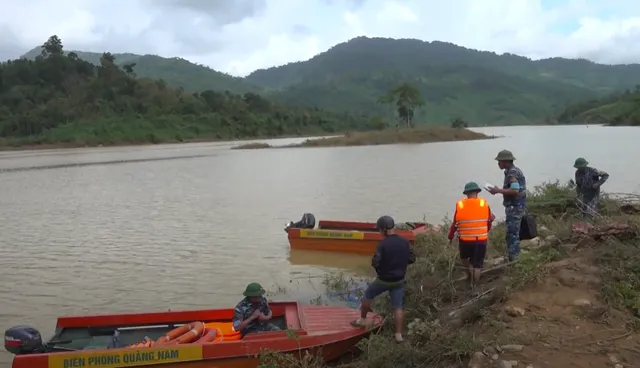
[299, 229, 364, 240]
[49, 345, 202, 368]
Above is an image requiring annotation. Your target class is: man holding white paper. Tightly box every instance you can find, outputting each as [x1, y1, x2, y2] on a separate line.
[487, 150, 527, 262]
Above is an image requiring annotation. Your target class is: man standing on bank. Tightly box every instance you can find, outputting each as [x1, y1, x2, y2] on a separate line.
[488, 150, 527, 262]
[351, 215, 415, 343]
[573, 157, 609, 218]
[448, 182, 496, 289]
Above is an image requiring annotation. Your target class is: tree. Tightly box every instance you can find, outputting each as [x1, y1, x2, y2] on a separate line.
[0, 35, 379, 145]
[122, 62, 137, 76]
[41, 35, 64, 58]
[100, 52, 116, 67]
[450, 117, 469, 128]
[378, 83, 424, 127]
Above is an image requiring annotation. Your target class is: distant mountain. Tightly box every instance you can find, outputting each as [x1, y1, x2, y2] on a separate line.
[2, 40, 373, 147]
[245, 37, 640, 124]
[260, 65, 595, 125]
[19, 37, 640, 125]
[247, 37, 640, 93]
[557, 88, 640, 126]
[20, 48, 262, 95]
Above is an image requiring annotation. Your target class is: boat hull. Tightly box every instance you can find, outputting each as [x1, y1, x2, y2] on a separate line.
[67, 335, 362, 368]
[287, 220, 432, 255]
[9, 302, 380, 368]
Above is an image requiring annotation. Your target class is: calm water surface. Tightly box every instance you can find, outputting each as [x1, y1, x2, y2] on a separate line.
[0, 125, 638, 365]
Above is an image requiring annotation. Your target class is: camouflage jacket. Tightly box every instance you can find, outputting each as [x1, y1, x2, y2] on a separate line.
[502, 164, 527, 207]
[232, 297, 272, 331]
[575, 167, 609, 197]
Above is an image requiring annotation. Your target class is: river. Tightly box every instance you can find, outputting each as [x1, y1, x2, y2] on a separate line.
[0, 125, 638, 365]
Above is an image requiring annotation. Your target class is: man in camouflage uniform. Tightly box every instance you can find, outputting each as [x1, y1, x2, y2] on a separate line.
[573, 157, 609, 218]
[232, 282, 281, 336]
[488, 150, 527, 262]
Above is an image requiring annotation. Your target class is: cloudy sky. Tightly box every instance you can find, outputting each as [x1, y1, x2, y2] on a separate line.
[1, 0, 640, 76]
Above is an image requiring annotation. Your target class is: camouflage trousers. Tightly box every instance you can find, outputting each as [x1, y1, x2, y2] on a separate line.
[505, 206, 525, 262]
[578, 195, 600, 219]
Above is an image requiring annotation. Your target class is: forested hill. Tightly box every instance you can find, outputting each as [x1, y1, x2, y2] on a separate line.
[0, 36, 375, 147]
[247, 37, 640, 92]
[246, 37, 640, 125]
[20, 47, 263, 95]
[17, 36, 640, 126]
[556, 88, 640, 126]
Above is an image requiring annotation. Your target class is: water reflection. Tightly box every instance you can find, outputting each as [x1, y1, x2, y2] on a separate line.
[288, 249, 372, 275]
[2, 125, 640, 366]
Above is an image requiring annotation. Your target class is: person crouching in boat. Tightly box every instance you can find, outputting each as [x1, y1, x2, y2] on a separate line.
[448, 182, 495, 290]
[232, 282, 281, 336]
[351, 215, 416, 343]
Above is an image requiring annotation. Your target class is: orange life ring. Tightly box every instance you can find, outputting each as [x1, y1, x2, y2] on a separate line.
[155, 322, 205, 345]
[195, 328, 224, 343]
[204, 322, 241, 341]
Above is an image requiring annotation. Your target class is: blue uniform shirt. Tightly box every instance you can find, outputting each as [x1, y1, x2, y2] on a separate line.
[502, 164, 527, 207]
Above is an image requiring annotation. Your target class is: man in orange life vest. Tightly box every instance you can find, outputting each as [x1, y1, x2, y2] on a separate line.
[448, 182, 496, 288]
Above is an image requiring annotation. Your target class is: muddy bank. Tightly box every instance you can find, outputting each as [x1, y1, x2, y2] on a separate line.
[232, 127, 492, 149]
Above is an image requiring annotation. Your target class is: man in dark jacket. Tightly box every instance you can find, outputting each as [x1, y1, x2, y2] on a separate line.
[573, 157, 609, 218]
[351, 215, 415, 343]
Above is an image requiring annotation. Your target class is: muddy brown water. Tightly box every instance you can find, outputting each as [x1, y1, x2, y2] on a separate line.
[0, 125, 639, 366]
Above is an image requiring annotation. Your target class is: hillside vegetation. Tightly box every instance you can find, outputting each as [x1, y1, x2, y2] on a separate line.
[261, 182, 640, 368]
[22, 37, 640, 126]
[21, 47, 263, 95]
[291, 126, 492, 147]
[247, 37, 640, 125]
[247, 38, 640, 92]
[557, 88, 640, 126]
[0, 36, 375, 147]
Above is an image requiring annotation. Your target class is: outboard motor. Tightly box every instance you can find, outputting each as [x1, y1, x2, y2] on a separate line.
[4, 326, 44, 355]
[284, 213, 316, 232]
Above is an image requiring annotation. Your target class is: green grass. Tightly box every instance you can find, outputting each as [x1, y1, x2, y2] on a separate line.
[257, 181, 640, 368]
[289, 127, 492, 148]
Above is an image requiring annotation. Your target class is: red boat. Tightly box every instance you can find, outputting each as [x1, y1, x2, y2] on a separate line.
[284, 213, 435, 255]
[5, 301, 382, 368]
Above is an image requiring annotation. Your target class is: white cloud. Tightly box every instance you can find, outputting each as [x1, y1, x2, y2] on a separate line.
[1, 0, 640, 76]
[376, 2, 418, 23]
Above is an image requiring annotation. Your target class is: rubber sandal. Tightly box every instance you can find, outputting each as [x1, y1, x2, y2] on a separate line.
[350, 320, 366, 329]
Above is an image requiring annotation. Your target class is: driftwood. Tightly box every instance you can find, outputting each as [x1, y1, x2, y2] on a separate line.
[571, 222, 638, 240]
[620, 204, 640, 214]
[441, 285, 506, 328]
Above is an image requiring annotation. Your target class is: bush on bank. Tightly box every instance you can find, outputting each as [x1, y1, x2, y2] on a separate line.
[258, 181, 640, 368]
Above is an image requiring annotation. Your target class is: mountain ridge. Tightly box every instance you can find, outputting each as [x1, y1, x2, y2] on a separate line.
[20, 48, 264, 95]
[17, 36, 640, 125]
[245, 37, 640, 92]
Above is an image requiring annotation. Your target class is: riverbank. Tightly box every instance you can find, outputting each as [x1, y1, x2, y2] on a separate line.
[0, 127, 339, 152]
[261, 182, 640, 368]
[232, 127, 492, 149]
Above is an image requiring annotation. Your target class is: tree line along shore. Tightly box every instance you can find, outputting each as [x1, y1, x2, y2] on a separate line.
[1, 35, 637, 151]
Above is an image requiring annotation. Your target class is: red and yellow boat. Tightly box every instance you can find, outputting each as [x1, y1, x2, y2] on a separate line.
[5, 301, 381, 368]
[284, 213, 437, 255]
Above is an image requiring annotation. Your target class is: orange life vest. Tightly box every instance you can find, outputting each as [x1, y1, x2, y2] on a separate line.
[455, 198, 490, 242]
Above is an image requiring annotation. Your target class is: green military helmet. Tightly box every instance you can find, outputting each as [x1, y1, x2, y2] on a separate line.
[573, 157, 589, 168]
[463, 182, 482, 194]
[243, 282, 266, 297]
[494, 149, 516, 161]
